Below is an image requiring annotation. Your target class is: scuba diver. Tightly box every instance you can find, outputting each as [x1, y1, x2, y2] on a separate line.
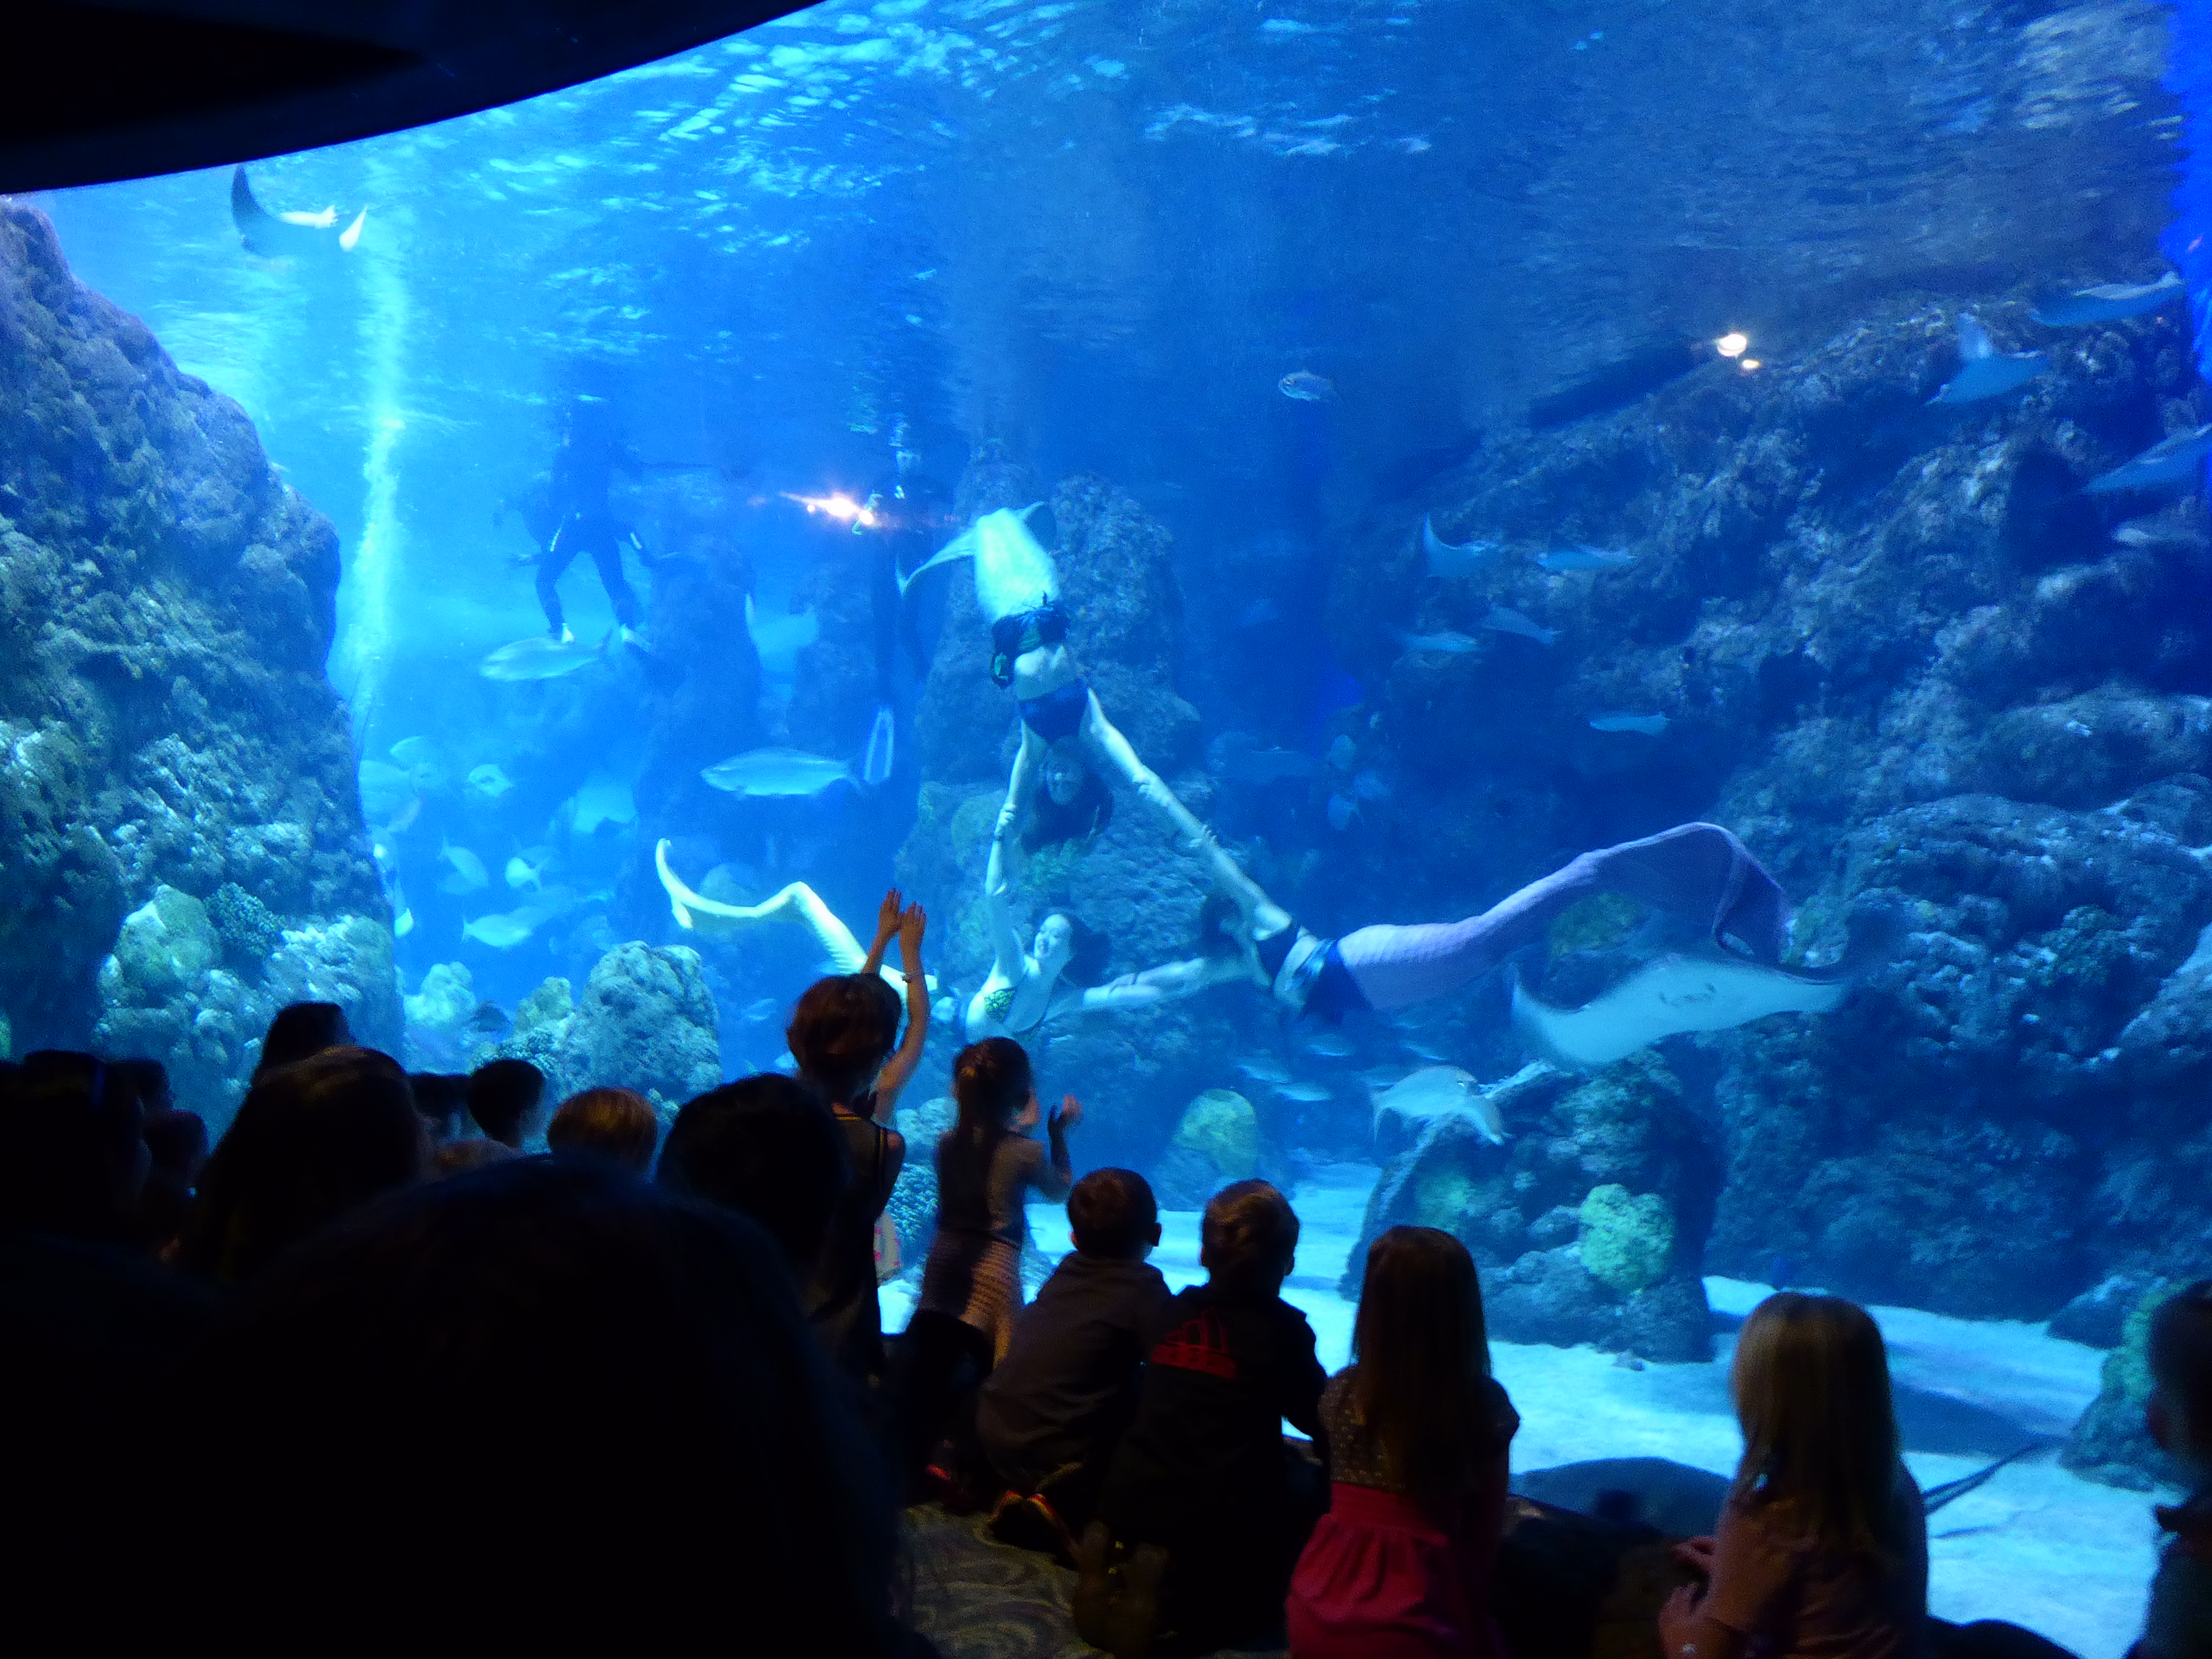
[515, 398, 656, 646]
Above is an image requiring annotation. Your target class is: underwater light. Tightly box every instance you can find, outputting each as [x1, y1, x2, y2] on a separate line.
[784, 491, 880, 528]
[1739, 358, 1762, 372]
[1715, 331, 1750, 359]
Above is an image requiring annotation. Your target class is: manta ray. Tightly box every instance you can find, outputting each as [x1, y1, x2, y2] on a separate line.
[230, 165, 366, 257]
[1511, 905, 1900, 1071]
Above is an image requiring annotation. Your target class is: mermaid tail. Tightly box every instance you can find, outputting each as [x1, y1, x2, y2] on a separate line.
[1333, 822, 1788, 1012]
[655, 839, 889, 983]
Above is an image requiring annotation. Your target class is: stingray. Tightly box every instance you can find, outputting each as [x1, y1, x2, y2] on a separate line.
[2032, 271, 2184, 327]
[1370, 1062, 1527, 1145]
[2085, 423, 2212, 494]
[1512, 905, 1900, 1071]
[1421, 513, 1502, 582]
[230, 165, 366, 258]
[1928, 316, 2047, 406]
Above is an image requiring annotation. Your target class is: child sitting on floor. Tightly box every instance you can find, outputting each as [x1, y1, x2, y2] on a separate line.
[1078, 1178, 1327, 1659]
[1288, 1225, 1519, 1659]
[979, 1167, 1169, 1559]
[2134, 1280, 2212, 1659]
[1660, 1290, 1928, 1659]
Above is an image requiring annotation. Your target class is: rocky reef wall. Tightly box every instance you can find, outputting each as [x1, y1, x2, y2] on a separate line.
[1306, 288, 2212, 1322]
[0, 201, 393, 1125]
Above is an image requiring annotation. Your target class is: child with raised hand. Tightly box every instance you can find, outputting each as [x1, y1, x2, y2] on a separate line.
[1288, 1225, 1519, 1659]
[1660, 1291, 1928, 1659]
[2134, 1281, 2212, 1659]
[1079, 1179, 1327, 1659]
[792, 889, 928, 1385]
[900, 1036, 1078, 1495]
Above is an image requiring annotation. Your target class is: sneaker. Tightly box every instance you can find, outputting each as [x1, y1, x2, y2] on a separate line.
[987, 1492, 1073, 1564]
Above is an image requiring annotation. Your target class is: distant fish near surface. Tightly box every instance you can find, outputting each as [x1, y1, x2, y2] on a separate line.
[462, 911, 539, 950]
[479, 633, 602, 681]
[1371, 1065, 1506, 1146]
[741, 998, 782, 1023]
[1590, 712, 1669, 735]
[1275, 1081, 1333, 1103]
[1237, 1056, 1291, 1084]
[1928, 315, 2047, 406]
[1422, 514, 1502, 581]
[2085, 424, 2212, 494]
[229, 165, 366, 258]
[1327, 792, 1358, 831]
[1512, 948, 1842, 1070]
[1302, 1032, 1356, 1059]
[1397, 628, 1480, 655]
[504, 855, 544, 891]
[863, 705, 896, 786]
[2032, 271, 2185, 327]
[1351, 769, 1391, 802]
[702, 746, 856, 797]
[1533, 545, 1635, 573]
[438, 838, 489, 893]
[1279, 370, 1338, 402]
[1483, 605, 1559, 646]
[467, 763, 514, 797]
[2112, 513, 2210, 550]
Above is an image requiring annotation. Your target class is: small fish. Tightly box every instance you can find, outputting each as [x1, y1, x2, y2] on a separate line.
[462, 911, 538, 950]
[1371, 1065, 1506, 1145]
[1401, 1040, 1448, 1063]
[1590, 712, 1670, 735]
[1279, 371, 1338, 402]
[389, 736, 441, 770]
[479, 633, 603, 681]
[1237, 1056, 1291, 1084]
[862, 705, 896, 786]
[1326, 734, 1358, 770]
[1928, 315, 2047, 406]
[2112, 514, 2210, 551]
[1275, 1081, 1332, 1103]
[1397, 629, 1480, 655]
[357, 759, 414, 816]
[1482, 605, 1559, 646]
[1533, 545, 1635, 573]
[2085, 424, 2212, 494]
[384, 795, 424, 835]
[1351, 769, 1391, 802]
[438, 838, 489, 893]
[1327, 792, 1358, 831]
[463, 1001, 512, 1041]
[467, 763, 515, 798]
[391, 880, 413, 939]
[1303, 1032, 1356, 1059]
[742, 998, 782, 1023]
[702, 747, 857, 797]
[2031, 271, 2185, 327]
[1422, 513, 1501, 581]
[504, 855, 544, 891]
[569, 773, 637, 836]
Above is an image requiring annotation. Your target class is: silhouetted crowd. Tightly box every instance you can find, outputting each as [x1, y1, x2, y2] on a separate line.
[4, 902, 2208, 1656]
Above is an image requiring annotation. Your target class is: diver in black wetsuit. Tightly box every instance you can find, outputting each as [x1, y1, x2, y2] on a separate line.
[525, 401, 653, 644]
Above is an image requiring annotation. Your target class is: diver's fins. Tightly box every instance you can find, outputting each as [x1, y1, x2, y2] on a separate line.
[863, 705, 896, 785]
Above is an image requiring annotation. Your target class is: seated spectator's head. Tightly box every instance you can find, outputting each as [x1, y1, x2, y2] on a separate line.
[255, 1002, 351, 1078]
[408, 1072, 469, 1144]
[467, 1058, 547, 1149]
[180, 1047, 424, 1284]
[547, 1088, 659, 1176]
[108, 1057, 174, 1115]
[431, 1138, 515, 1179]
[0, 1051, 149, 1243]
[1350, 1226, 1491, 1507]
[787, 975, 900, 1104]
[168, 1158, 898, 1647]
[1730, 1291, 1901, 1561]
[1068, 1168, 1160, 1260]
[658, 1076, 846, 1272]
[2149, 1281, 2212, 1471]
[952, 1036, 1035, 1138]
[1199, 1180, 1299, 1296]
[134, 1104, 210, 1255]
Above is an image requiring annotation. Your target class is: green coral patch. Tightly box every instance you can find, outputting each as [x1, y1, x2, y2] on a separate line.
[1578, 1183, 1675, 1295]
[1172, 1088, 1260, 1178]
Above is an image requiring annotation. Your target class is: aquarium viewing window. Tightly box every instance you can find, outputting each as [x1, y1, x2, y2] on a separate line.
[6, 0, 2212, 1651]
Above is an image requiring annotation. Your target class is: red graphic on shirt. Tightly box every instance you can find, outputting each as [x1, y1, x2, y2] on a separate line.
[1152, 1311, 1238, 1379]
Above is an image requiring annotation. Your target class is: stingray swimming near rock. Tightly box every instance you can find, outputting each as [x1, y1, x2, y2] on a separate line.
[1928, 315, 2046, 406]
[1371, 1063, 1511, 1145]
[1422, 514, 1502, 582]
[230, 165, 367, 258]
[1511, 904, 1901, 1070]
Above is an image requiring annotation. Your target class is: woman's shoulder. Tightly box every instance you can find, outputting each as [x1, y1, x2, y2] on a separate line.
[1476, 1373, 1520, 1444]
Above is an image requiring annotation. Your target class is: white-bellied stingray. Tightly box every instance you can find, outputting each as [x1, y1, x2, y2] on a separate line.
[2085, 424, 2212, 494]
[1928, 316, 2047, 406]
[1421, 513, 1501, 582]
[230, 165, 366, 258]
[1370, 1063, 1515, 1145]
[2032, 271, 2185, 327]
[1511, 905, 1900, 1070]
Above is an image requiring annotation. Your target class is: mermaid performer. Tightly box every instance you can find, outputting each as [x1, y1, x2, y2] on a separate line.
[655, 839, 932, 995]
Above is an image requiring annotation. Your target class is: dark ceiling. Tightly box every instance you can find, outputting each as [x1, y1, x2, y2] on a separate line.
[3, 1, 812, 194]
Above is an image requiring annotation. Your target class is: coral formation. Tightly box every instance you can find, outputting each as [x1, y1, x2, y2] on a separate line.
[476, 944, 721, 1115]
[2062, 1278, 2189, 1491]
[0, 202, 392, 1129]
[1152, 1088, 1262, 1208]
[1577, 1185, 1676, 1296]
